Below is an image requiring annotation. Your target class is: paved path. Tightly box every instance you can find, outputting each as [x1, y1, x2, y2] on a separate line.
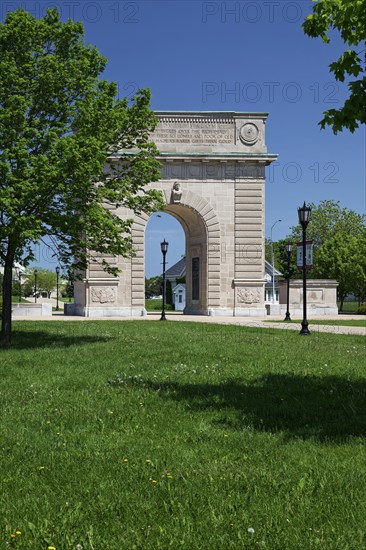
[13, 313, 366, 336]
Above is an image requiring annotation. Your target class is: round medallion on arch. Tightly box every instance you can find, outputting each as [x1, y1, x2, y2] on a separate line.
[240, 122, 259, 146]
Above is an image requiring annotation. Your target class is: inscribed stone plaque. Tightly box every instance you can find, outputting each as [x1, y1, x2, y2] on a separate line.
[152, 121, 234, 146]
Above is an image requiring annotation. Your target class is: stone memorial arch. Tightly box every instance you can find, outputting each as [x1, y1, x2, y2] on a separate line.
[73, 111, 278, 317]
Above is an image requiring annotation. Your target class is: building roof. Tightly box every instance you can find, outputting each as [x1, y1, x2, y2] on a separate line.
[165, 257, 186, 279]
[265, 260, 282, 277]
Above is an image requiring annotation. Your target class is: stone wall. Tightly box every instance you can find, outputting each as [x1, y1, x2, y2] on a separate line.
[12, 303, 52, 317]
[279, 279, 339, 316]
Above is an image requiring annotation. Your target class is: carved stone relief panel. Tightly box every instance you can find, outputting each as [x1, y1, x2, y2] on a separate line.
[90, 287, 116, 304]
[236, 287, 261, 304]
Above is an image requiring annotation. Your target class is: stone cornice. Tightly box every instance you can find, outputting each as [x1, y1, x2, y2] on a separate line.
[158, 152, 277, 163]
[109, 151, 278, 164]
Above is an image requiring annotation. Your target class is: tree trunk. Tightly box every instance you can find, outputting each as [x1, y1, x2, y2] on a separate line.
[339, 293, 346, 312]
[1, 253, 15, 346]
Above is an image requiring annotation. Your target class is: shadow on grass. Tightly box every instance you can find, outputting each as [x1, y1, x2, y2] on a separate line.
[2, 329, 115, 350]
[115, 374, 366, 443]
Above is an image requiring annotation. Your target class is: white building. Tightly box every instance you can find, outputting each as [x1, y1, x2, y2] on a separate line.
[173, 283, 186, 311]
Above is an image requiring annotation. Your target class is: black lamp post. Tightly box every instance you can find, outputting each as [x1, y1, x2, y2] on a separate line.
[34, 269, 38, 304]
[298, 202, 311, 335]
[19, 271, 22, 303]
[284, 241, 293, 321]
[56, 266, 60, 311]
[160, 239, 168, 321]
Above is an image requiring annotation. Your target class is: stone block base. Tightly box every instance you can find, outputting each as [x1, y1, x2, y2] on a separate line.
[234, 308, 267, 317]
[207, 308, 234, 316]
[265, 303, 281, 316]
[68, 306, 146, 317]
[280, 306, 339, 316]
[12, 303, 52, 317]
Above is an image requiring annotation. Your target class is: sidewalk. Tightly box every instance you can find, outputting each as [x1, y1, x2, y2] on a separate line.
[12, 312, 366, 336]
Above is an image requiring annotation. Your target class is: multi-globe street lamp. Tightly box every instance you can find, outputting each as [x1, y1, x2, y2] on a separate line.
[284, 241, 293, 321]
[56, 266, 60, 311]
[298, 202, 311, 335]
[160, 239, 169, 321]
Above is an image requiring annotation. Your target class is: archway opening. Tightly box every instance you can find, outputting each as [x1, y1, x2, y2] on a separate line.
[145, 211, 185, 313]
[144, 204, 208, 315]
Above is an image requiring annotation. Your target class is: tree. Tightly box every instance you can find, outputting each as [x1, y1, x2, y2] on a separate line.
[64, 279, 74, 299]
[23, 268, 57, 298]
[0, 9, 163, 345]
[285, 200, 365, 278]
[166, 279, 174, 308]
[145, 276, 163, 297]
[282, 201, 365, 306]
[316, 232, 366, 310]
[303, 0, 366, 133]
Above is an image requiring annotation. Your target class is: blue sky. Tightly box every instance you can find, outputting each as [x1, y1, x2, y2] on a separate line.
[5, 1, 364, 277]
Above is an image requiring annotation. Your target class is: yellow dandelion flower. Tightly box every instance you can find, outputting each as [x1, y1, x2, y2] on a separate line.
[123, 458, 128, 463]
[38, 466, 46, 470]
[150, 479, 157, 484]
[146, 459, 152, 464]
[15, 531, 22, 535]
[48, 546, 56, 550]
[167, 474, 173, 479]
[10, 534, 16, 539]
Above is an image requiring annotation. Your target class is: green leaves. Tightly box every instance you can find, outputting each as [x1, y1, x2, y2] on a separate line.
[0, 8, 163, 343]
[303, 0, 366, 133]
[316, 230, 366, 306]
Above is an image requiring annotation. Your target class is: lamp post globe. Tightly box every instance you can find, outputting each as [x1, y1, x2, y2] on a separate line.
[298, 202, 311, 335]
[160, 239, 169, 321]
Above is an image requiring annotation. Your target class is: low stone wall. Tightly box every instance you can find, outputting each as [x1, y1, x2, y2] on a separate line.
[12, 303, 52, 317]
[279, 279, 338, 316]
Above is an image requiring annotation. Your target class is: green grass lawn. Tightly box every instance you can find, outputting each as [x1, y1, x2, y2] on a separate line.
[338, 301, 363, 313]
[1, 321, 365, 549]
[8, 297, 30, 303]
[59, 297, 74, 303]
[145, 298, 174, 312]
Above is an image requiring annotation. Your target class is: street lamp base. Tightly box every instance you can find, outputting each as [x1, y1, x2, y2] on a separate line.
[284, 312, 291, 321]
[300, 320, 310, 335]
[160, 314, 167, 321]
